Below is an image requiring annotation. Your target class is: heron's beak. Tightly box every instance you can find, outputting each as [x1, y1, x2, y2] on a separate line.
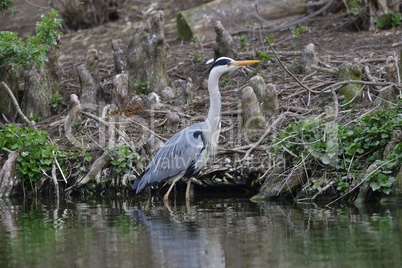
[233, 59, 261, 66]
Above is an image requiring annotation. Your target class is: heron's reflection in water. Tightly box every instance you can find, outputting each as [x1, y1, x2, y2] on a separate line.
[133, 206, 225, 268]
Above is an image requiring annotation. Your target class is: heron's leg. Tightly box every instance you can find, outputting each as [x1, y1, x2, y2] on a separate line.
[163, 176, 181, 201]
[163, 183, 175, 201]
[185, 178, 192, 201]
[163, 199, 173, 213]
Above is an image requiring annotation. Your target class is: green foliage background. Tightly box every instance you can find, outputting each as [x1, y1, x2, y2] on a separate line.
[276, 102, 402, 195]
[0, 8, 62, 69]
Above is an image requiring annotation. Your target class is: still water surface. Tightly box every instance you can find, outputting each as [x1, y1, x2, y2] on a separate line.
[1, 195, 402, 268]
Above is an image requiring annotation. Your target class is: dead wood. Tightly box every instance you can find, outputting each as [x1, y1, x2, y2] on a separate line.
[248, 76, 278, 118]
[213, 21, 236, 60]
[77, 48, 103, 110]
[21, 36, 61, 119]
[338, 61, 363, 103]
[125, 10, 169, 94]
[176, 78, 193, 106]
[298, 43, 318, 75]
[166, 111, 180, 132]
[375, 55, 399, 109]
[241, 86, 265, 130]
[73, 152, 110, 189]
[145, 92, 161, 108]
[51, 164, 59, 199]
[239, 114, 286, 163]
[1, 82, 35, 127]
[112, 73, 129, 107]
[0, 62, 19, 121]
[144, 135, 164, 155]
[0, 151, 20, 197]
[257, 0, 336, 33]
[64, 94, 81, 141]
[51, 0, 119, 30]
[160, 87, 175, 102]
[111, 40, 126, 74]
[177, 0, 306, 41]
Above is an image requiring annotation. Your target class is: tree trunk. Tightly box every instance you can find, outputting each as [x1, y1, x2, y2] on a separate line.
[368, 0, 399, 31]
[0, 61, 19, 121]
[21, 37, 60, 119]
[125, 10, 169, 94]
[77, 48, 103, 111]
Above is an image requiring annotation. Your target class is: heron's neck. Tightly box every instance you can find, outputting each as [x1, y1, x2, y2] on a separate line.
[206, 71, 222, 149]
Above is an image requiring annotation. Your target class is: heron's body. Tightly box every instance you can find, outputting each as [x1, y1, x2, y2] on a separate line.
[132, 122, 213, 194]
[132, 57, 260, 201]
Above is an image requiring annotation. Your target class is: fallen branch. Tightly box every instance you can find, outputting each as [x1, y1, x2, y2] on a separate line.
[258, 15, 318, 95]
[80, 110, 132, 142]
[311, 64, 338, 75]
[125, 116, 168, 142]
[238, 113, 286, 162]
[297, 180, 336, 202]
[1, 81, 35, 127]
[256, 0, 337, 33]
[325, 160, 392, 207]
[321, 79, 401, 94]
[66, 152, 110, 190]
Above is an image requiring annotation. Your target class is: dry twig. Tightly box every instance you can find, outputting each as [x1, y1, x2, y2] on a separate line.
[1, 81, 35, 127]
[238, 113, 286, 162]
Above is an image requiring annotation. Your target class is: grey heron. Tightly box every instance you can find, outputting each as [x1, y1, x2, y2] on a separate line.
[132, 57, 260, 201]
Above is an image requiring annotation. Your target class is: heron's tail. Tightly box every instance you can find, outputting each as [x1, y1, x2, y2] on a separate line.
[132, 168, 149, 194]
[131, 178, 141, 193]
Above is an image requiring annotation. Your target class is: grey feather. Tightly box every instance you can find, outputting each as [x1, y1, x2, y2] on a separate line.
[133, 122, 209, 193]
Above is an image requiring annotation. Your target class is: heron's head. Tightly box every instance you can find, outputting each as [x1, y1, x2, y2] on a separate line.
[208, 57, 261, 76]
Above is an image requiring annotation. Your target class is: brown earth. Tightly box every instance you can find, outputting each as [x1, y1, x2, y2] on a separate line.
[1, 1, 401, 196]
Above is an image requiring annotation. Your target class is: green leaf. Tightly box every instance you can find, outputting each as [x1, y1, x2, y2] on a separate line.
[382, 187, 392, 195]
[370, 181, 381, 191]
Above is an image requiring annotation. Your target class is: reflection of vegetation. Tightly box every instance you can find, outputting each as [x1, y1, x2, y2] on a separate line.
[1, 198, 402, 267]
[0, 199, 137, 267]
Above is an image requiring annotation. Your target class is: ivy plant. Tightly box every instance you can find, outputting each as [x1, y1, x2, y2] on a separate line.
[275, 104, 402, 195]
[107, 145, 137, 175]
[0, 124, 65, 183]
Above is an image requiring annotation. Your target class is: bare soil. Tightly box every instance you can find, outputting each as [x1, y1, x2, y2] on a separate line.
[2, 1, 401, 196]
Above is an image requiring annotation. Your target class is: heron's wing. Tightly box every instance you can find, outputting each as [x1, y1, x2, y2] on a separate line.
[133, 122, 208, 193]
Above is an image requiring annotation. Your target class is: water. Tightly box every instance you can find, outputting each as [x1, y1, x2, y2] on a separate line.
[1, 195, 402, 268]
